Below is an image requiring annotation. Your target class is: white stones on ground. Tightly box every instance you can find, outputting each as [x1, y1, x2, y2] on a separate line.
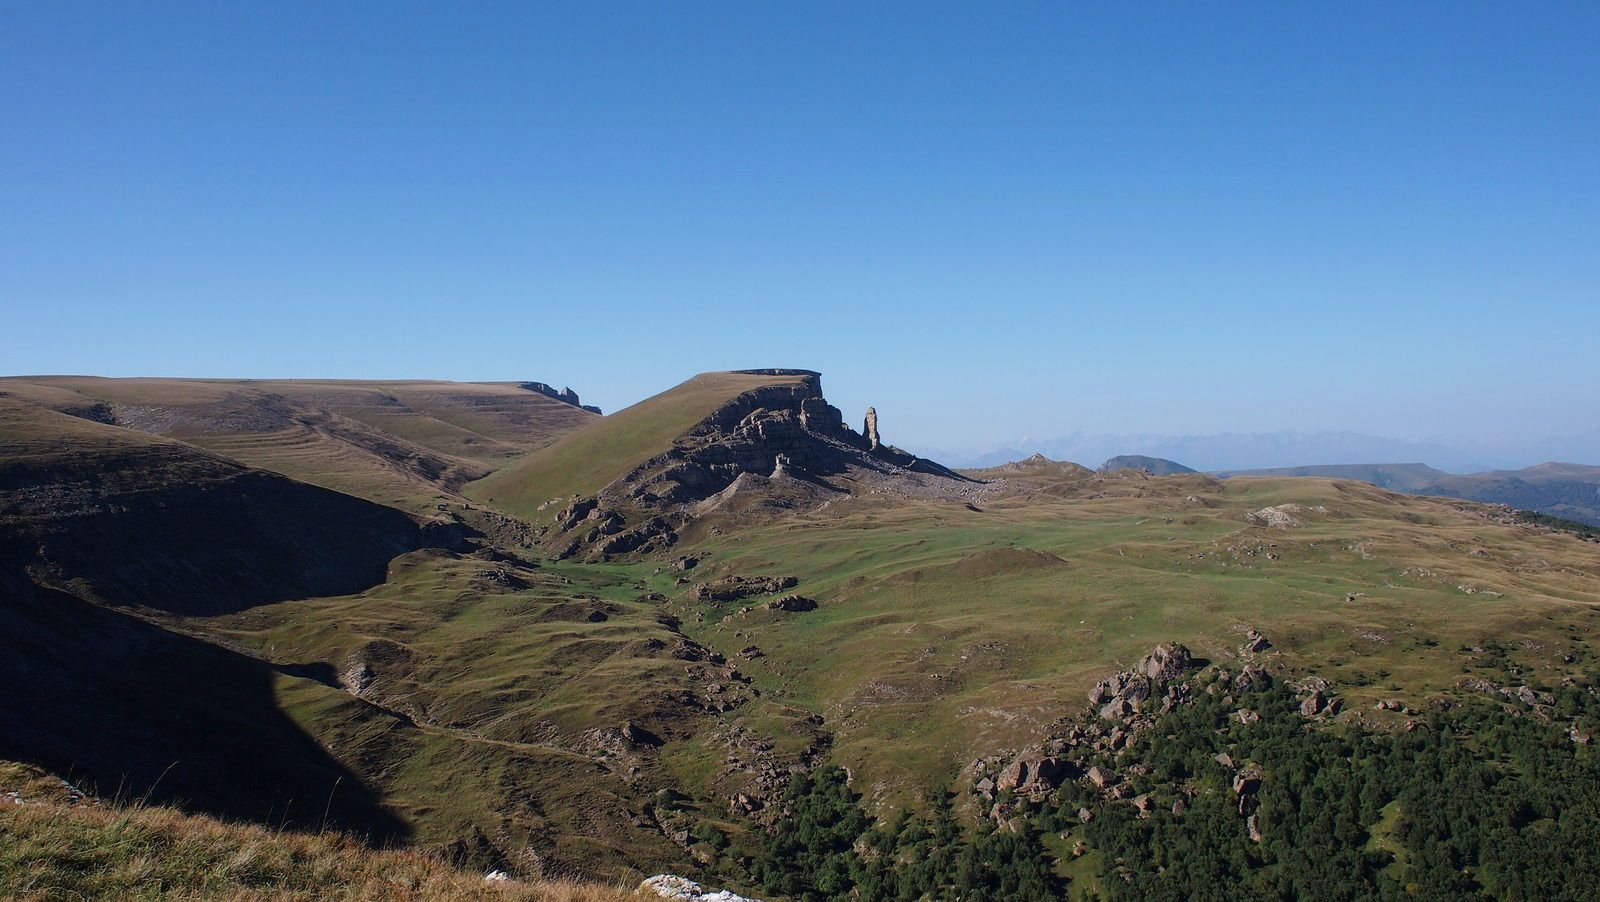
[1244, 505, 1301, 528]
[484, 870, 510, 883]
[640, 874, 763, 902]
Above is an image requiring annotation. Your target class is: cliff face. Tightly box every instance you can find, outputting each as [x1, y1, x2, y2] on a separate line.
[543, 371, 962, 559]
[0, 396, 437, 615]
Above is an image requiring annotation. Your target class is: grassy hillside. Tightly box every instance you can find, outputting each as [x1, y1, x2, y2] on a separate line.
[0, 377, 597, 513]
[0, 761, 632, 902]
[10, 372, 1600, 892]
[1429, 462, 1600, 527]
[666, 473, 1600, 806]
[467, 371, 815, 520]
[1213, 463, 1451, 492]
[182, 465, 1600, 881]
[201, 550, 698, 877]
[1214, 460, 1600, 526]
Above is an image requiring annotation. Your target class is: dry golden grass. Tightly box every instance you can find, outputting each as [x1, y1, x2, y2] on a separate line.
[0, 763, 637, 902]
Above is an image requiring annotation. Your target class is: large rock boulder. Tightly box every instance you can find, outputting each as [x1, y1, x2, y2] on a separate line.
[996, 750, 1072, 794]
[1139, 643, 1194, 682]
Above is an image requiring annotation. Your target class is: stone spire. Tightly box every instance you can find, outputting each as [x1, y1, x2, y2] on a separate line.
[863, 407, 880, 451]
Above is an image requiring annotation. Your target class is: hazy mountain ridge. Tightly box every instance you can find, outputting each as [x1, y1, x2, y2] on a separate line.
[932, 429, 1600, 473]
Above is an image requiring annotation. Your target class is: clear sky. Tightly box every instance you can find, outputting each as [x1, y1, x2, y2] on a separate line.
[3, 3, 1596, 459]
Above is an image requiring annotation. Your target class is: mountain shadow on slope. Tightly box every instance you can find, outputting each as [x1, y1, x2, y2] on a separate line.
[0, 570, 408, 843]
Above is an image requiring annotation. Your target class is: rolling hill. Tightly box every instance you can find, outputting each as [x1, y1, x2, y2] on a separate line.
[0, 377, 598, 513]
[1216, 461, 1600, 526]
[1097, 454, 1197, 476]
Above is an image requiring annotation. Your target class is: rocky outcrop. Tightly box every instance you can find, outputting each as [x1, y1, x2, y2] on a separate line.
[694, 576, 798, 602]
[1085, 644, 1196, 723]
[518, 381, 600, 415]
[541, 371, 971, 559]
[996, 750, 1074, 795]
[765, 594, 817, 612]
[1241, 628, 1271, 654]
[864, 407, 881, 451]
[1245, 505, 1305, 528]
[971, 644, 1202, 827]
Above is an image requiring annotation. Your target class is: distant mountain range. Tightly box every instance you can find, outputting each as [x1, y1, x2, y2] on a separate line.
[926, 430, 1600, 474]
[938, 438, 1600, 527]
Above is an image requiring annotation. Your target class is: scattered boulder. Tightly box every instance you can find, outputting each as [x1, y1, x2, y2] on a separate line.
[1232, 770, 1262, 797]
[1139, 643, 1194, 682]
[1233, 665, 1271, 692]
[1241, 628, 1271, 654]
[1099, 698, 1132, 721]
[1237, 708, 1260, 725]
[1086, 766, 1119, 788]
[694, 576, 799, 602]
[621, 721, 663, 748]
[996, 751, 1073, 794]
[765, 594, 817, 613]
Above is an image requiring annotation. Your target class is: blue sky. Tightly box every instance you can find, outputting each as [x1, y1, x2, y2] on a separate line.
[3, 3, 1596, 460]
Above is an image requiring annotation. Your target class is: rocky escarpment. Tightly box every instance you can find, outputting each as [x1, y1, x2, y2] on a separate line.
[519, 381, 602, 414]
[542, 371, 969, 560]
[0, 396, 453, 615]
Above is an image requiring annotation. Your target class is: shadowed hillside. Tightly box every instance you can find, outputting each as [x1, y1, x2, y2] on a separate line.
[0, 393, 431, 614]
[0, 571, 408, 842]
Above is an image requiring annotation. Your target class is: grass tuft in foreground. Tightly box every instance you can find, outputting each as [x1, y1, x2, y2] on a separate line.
[0, 762, 634, 902]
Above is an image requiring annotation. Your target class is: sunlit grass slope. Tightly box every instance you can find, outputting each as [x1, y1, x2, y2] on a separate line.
[467, 371, 814, 520]
[667, 475, 1600, 804]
